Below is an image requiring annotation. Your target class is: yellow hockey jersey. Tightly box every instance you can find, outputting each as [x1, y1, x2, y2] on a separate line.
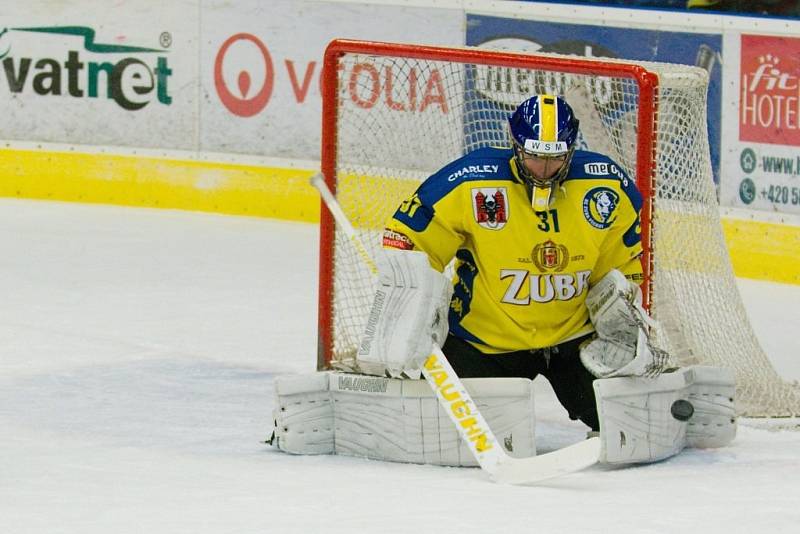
[383, 146, 644, 353]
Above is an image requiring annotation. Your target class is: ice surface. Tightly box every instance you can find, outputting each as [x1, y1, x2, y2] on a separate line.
[1, 199, 798, 533]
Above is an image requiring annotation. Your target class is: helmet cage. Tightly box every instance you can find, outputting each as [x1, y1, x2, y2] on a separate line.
[511, 138, 576, 188]
[508, 95, 580, 209]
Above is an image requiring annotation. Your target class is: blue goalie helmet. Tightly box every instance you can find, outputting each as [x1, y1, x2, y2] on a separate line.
[508, 94, 580, 209]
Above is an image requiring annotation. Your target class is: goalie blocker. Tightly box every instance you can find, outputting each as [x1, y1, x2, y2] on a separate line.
[268, 366, 736, 469]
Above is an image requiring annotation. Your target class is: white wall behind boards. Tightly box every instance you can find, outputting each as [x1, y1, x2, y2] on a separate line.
[0, 1, 199, 150]
[0, 0, 463, 158]
[3, 0, 800, 221]
[198, 0, 462, 159]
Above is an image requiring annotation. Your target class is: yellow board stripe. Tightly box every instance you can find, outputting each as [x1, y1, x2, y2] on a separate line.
[539, 94, 557, 142]
[722, 217, 800, 285]
[0, 147, 320, 222]
[1, 147, 798, 285]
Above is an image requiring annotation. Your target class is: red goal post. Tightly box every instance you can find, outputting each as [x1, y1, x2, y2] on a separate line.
[316, 38, 800, 418]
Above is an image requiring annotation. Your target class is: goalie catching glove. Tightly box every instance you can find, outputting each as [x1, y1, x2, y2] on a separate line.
[356, 248, 453, 378]
[580, 269, 669, 378]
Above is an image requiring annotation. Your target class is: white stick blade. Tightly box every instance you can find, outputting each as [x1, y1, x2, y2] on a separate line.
[491, 437, 601, 485]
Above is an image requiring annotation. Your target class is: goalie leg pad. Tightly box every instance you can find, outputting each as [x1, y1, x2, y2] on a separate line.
[271, 372, 335, 455]
[271, 372, 536, 467]
[594, 365, 736, 465]
[684, 366, 737, 449]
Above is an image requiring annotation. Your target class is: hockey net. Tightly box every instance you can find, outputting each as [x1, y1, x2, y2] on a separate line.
[317, 39, 800, 418]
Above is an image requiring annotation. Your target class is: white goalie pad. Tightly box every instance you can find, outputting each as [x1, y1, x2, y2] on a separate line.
[270, 372, 535, 467]
[594, 365, 736, 465]
[270, 372, 335, 455]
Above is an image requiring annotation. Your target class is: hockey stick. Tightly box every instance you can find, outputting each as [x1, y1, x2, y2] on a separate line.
[311, 172, 600, 484]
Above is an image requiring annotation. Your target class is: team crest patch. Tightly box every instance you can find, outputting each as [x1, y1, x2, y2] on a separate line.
[582, 187, 619, 229]
[472, 187, 509, 230]
[532, 240, 569, 272]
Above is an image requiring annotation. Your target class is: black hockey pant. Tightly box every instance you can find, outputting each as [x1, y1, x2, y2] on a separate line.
[441, 333, 599, 431]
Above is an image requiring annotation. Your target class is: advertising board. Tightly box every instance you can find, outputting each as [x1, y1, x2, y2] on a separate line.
[466, 14, 723, 187]
[723, 33, 800, 215]
[0, 2, 197, 149]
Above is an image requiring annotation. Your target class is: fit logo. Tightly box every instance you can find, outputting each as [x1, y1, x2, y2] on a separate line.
[500, 269, 591, 304]
[740, 34, 800, 146]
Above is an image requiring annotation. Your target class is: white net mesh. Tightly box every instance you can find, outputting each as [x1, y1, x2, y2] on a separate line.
[319, 41, 800, 418]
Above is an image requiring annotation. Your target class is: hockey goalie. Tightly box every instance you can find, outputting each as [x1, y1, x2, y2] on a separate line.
[268, 94, 736, 477]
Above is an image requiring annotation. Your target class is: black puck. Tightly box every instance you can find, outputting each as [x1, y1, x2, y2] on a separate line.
[671, 399, 695, 421]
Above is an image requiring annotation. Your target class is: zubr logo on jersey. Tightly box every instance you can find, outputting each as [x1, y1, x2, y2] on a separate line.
[0, 26, 172, 110]
[214, 33, 274, 117]
[532, 240, 569, 272]
[740, 34, 800, 146]
[500, 268, 591, 305]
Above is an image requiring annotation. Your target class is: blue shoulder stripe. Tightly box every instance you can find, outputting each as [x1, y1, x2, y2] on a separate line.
[392, 147, 514, 231]
[566, 150, 642, 212]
